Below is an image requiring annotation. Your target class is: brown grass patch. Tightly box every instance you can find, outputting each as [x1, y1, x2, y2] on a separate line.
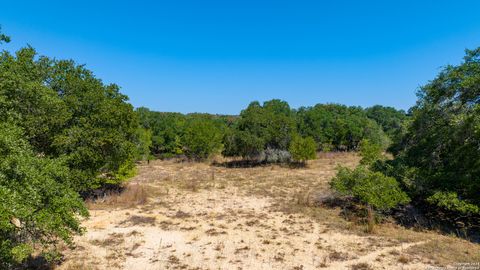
[328, 250, 350, 261]
[62, 261, 100, 270]
[397, 254, 411, 264]
[406, 237, 480, 265]
[86, 184, 149, 209]
[90, 232, 125, 247]
[350, 262, 373, 270]
[118, 215, 156, 226]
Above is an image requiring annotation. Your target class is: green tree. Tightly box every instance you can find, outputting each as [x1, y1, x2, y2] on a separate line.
[289, 135, 317, 165]
[182, 118, 224, 160]
[387, 47, 480, 215]
[0, 123, 88, 268]
[0, 26, 10, 44]
[365, 105, 408, 138]
[0, 47, 139, 191]
[358, 139, 383, 166]
[223, 129, 264, 159]
[225, 99, 296, 159]
[135, 127, 153, 162]
[137, 108, 187, 157]
[296, 104, 389, 151]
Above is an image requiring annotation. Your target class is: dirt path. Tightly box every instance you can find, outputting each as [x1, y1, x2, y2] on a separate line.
[58, 155, 435, 270]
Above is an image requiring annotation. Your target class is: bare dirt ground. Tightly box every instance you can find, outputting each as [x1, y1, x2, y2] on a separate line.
[58, 153, 480, 270]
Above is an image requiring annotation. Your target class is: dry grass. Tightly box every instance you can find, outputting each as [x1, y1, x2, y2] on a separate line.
[406, 237, 480, 265]
[350, 262, 373, 270]
[86, 183, 149, 209]
[58, 152, 480, 269]
[397, 254, 411, 264]
[118, 215, 156, 226]
[62, 261, 99, 270]
[90, 232, 125, 247]
[328, 250, 350, 261]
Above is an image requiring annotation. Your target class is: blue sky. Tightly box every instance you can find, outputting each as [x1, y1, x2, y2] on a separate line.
[2, 1, 480, 114]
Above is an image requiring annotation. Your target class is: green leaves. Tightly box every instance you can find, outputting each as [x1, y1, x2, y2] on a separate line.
[0, 123, 87, 267]
[331, 166, 410, 211]
[225, 99, 296, 158]
[0, 47, 139, 191]
[0, 26, 10, 44]
[289, 135, 316, 164]
[135, 127, 153, 161]
[427, 192, 479, 215]
[359, 139, 383, 166]
[0, 40, 138, 266]
[296, 104, 389, 151]
[182, 117, 224, 160]
[365, 105, 408, 139]
[390, 47, 480, 215]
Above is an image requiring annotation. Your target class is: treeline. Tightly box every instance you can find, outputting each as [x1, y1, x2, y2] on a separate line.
[0, 32, 147, 267]
[137, 101, 405, 163]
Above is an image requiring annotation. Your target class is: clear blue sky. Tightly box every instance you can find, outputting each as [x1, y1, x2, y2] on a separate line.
[2, 1, 480, 114]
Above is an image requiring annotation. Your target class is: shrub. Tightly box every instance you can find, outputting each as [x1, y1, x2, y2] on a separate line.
[331, 166, 410, 211]
[427, 192, 479, 215]
[259, 148, 292, 163]
[358, 139, 383, 166]
[289, 135, 317, 164]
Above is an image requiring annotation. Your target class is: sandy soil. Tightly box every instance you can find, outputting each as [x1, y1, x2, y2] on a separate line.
[57, 154, 466, 270]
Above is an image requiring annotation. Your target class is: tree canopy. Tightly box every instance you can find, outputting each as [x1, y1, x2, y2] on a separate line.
[0, 122, 88, 268]
[0, 31, 139, 266]
[296, 104, 389, 151]
[386, 48, 480, 215]
[0, 47, 139, 191]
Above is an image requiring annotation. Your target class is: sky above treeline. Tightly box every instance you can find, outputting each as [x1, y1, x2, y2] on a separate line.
[2, 1, 480, 114]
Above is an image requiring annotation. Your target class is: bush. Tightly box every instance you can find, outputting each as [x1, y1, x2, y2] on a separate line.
[289, 135, 317, 164]
[259, 148, 292, 163]
[331, 166, 410, 211]
[427, 192, 479, 215]
[358, 139, 383, 166]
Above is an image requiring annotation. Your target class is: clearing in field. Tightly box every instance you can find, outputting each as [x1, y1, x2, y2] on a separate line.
[58, 153, 480, 270]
